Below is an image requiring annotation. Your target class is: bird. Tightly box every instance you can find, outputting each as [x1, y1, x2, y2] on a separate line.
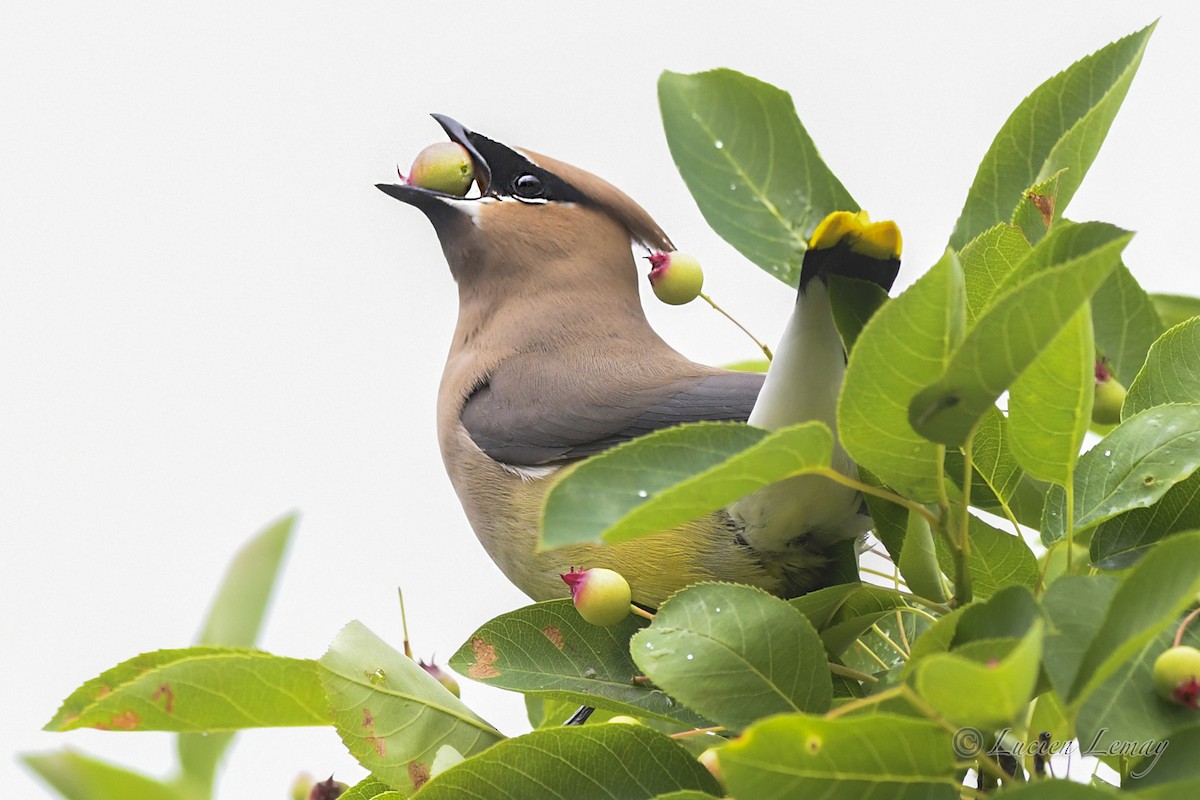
[378, 115, 900, 607]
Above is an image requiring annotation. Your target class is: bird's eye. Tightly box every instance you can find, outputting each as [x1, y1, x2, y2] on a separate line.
[513, 173, 544, 198]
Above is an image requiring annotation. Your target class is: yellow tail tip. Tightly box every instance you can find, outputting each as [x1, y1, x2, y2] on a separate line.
[808, 210, 902, 260]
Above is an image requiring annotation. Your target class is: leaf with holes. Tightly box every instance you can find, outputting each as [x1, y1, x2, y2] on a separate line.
[949, 23, 1154, 249]
[720, 713, 959, 800]
[319, 621, 503, 795]
[1040, 403, 1200, 541]
[45, 648, 326, 732]
[449, 599, 707, 727]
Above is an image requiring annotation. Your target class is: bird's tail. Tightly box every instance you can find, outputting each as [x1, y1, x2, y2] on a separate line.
[798, 210, 902, 293]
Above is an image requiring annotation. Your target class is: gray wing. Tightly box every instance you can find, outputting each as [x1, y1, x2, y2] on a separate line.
[461, 370, 765, 466]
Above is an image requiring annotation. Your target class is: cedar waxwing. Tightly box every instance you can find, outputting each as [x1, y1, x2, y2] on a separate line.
[378, 115, 899, 607]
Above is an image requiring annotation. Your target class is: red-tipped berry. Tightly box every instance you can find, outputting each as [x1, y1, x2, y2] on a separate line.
[1152, 645, 1200, 708]
[308, 776, 348, 800]
[420, 658, 461, 698]
[561, 567, 632, 627]
[405, 142, 475, 196]
[647, 251, 704, 305]
[1093, 358, 1127, 426]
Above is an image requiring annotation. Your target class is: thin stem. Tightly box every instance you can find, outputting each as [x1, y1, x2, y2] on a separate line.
[1176, 606, 1200, 648]
[629, 605, 655, 621]
[957, 435, 975, 607]
[895, 609, 911, 652]
[398, 587, 413, 660]
[897, 604, 941, 625]
[829, 662, 878, 685]
[871, 622, 909, 660]
[854, 639, 891, 672]
[1065, 479, 1077, 574]
[816, 468, 940, 528]
[895, 686, 1012, 785]
[670, 725, 726, 739]
[699, 292, 773, 360]
[824, 686, 905, 720]
[860, 566, 908, 587]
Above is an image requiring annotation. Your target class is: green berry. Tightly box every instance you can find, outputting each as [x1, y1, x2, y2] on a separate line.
[407, 142, 475, 196]
[1152, 645, 1200, 708]
[698, 748, 724, 785]
[561, 567, 632, 627]
[1092, 359, 1127, 426]
[647, 251, 704, 305]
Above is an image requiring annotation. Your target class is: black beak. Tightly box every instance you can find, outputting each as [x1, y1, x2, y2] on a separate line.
[376, 113, 497, 207]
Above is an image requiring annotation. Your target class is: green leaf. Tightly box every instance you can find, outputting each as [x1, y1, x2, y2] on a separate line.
[1150, 293, 1200, 330]
[828, 275, 890, 352]
[911, 221, 1131, 446]
[898, 510, 947, 604]
[949, 23, 1155, 249]
[22, 751, 184, 800]
[193, 513, 294, 648]
[180, 513, 296, 793]
[1042, 403, 1200, 539]
[541, 421, 831, 548]
[1041, 575, 1119, 699]
[1125, 317, 1200, 417]
[916, 619, 1044, 728]
[959, 224, 1032, 323]
[339, 776, 402, 800]
[1091, 262, 1165, 386]
[448, 599, 706, 727]
[1007, 305, 1094, 485]
[1090, 471, 1200, 569]
[45, 648, 327, 732]
[807, 585, 911, 657]
[839, 248, 965, 502]
[658, 69, 856, 286]
[960, 407, 1047, 527]
[1067, 531, 1200, 704]
[952, 585, 1042, 646]
[1011, 170, 1065, 246]
[1124, 721, 1200, 795]
[1075, 623, 1200, 773]
[412, 724, 721, 799]
[319, 621, 503, 795]
[720, 713, 959, 800]
[934, 516, 1038, 599]
[631, 583, 831, 732]
[989, 782, 1124, 798]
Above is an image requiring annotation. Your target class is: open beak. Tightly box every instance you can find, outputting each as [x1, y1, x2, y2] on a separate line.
[376, 113, 495, 207]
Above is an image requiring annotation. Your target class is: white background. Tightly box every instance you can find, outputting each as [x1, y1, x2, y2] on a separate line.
[4, 2, 1198, 796]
